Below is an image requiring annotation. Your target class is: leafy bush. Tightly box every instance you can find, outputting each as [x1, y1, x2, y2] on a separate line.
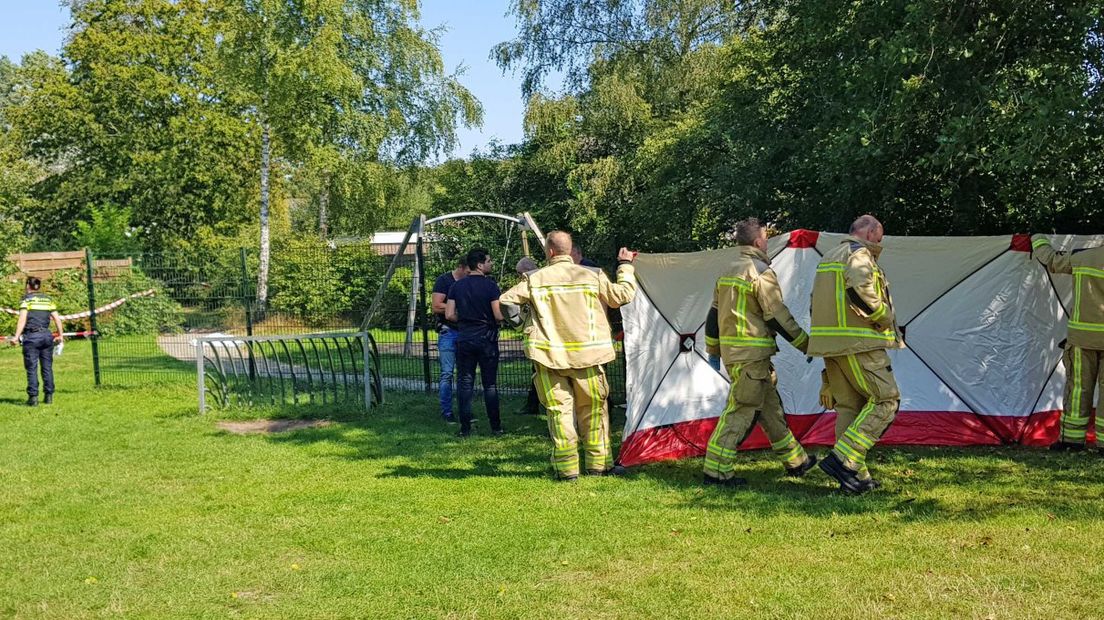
[0, 266, 182, 337]
[267, 237, 412, 328]
[72, 204, 142, 255]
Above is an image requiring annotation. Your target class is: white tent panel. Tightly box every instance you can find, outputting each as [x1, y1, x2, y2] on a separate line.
[623, 289, 681, 421]
[890, 347, 973, 413]
[904, 251, 1065, 416]
[628, 350, 731, 435]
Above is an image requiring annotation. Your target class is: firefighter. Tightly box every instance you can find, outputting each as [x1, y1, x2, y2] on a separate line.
[702, 218, 817, 487]
[808, 215, 903, 494]
[1031, 234, 1104, 451]
[9, 277, 65, 406]
[499, 231, 637, 480]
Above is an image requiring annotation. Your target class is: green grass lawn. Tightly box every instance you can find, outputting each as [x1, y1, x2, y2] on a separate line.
[2, 341, 1103, 618]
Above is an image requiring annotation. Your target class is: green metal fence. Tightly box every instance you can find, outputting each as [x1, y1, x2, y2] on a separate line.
[72, 238, 626, 401]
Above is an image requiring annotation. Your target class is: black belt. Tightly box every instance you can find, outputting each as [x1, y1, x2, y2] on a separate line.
[24, 327, 48, 333]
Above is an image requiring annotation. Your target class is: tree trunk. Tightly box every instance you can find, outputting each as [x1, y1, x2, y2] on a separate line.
[257, 122, 272, 313]
[318, 171, 330, 239]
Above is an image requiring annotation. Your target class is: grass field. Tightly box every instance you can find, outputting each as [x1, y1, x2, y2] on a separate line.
[2, 341, 1103, 618]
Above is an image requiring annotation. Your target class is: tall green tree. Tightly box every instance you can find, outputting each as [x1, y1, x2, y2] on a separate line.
[216, 0, 481, 307]
[10, 0, 258, 250]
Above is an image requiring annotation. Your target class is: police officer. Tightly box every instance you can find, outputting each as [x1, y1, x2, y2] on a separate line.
[1031, 234, 1104, 451]
[702, 218, 817, 487]
[499, 231, 637, 480]
[9, 277, 64, 406]
[808, 215, 903, 494]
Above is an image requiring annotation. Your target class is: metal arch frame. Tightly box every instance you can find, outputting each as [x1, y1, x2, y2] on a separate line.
[360, 212, 547, 330]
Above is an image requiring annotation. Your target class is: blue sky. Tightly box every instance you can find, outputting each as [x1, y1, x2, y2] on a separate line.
[0, 0, 528, 159]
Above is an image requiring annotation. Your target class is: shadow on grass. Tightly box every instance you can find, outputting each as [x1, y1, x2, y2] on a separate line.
[212, 391, 1104, 521]
[628, 444, 1104, 521]
[228, 394, 554, 479]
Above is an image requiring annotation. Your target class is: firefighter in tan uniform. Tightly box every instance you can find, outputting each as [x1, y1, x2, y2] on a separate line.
[808, 215, 904, 494]
[500, 231, 638, 480]
[1031, 234, 1104, 451]
[702, 218, 817, 487]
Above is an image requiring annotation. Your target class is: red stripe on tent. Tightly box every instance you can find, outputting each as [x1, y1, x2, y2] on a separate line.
[1010, 234, 1032, 252]
[618, 410, 1066, 467]
[787, 229, 820, 248]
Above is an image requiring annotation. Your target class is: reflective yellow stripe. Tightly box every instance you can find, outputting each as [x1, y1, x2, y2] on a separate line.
[1073, 267, 1104, 279]
[530, 283, 600, 292]
[835, 272, 846, 326]
[21, 302, 56, 311]
[846, 355, 871, 396]
[1032, 238, 1051, 249]
[525, 339, 614, 351]
[868, 303, 887, 322]
[1069, 321, 1104, 332]
[736, 289, 747, 339]
[791, 332, 808, 348]
[816, 263, 847, 272]
[587, 367, 601, 447]
[1071, 348, 1083, 436]
[704, 335, 719, 346]
[718, 336, 776, 348]
[1074, 274, 1083, 322]
[810, 327, 897, 341]
[717, 277, 753, 291]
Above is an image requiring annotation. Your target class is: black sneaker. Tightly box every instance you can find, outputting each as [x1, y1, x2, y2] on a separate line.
[703, 475, 747, 487]
[457, 429, 471, 438]
[43, 394, 53, 405]
[26, 397, 37, 407]
[443, 414, 457, 424]
[818, 452, 866, 494]
[784, 454, 818, 478]
[492, 428, 505, 437]
[1049, 441, 1086, 452]
[556, 474, 578, 483]
[589, 465, 628, 477]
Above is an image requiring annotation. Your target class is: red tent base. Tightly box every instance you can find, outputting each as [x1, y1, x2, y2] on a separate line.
[618, 410, 1069, 467]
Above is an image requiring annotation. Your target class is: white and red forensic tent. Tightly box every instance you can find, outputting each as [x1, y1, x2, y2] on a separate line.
[618, 231, 1103, 467]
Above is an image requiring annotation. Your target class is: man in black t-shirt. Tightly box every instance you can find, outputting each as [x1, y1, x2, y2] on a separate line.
[431, 257, 469, 423]
[446, 248, 504, 437]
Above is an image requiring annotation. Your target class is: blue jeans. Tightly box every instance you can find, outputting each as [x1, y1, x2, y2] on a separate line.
[457, 334, 501, 434]
[438, 329, 457, 417]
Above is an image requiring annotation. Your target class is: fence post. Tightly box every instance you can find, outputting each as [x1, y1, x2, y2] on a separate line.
[239, 248, 256, 381]
[196, 338, 206, 414]
[361, 331, 372, 411]
[84, 248, 101, 386]
[416, 229, 432, 393]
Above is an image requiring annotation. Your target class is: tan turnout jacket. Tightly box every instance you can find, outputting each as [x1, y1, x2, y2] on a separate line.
[500, 255, 636, 369]
[1032, 235, 1104, 350]
[704, 246, 808, 366]
[807, 236, 903, 358]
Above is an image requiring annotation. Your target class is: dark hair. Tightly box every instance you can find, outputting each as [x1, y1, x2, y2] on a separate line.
[466, 248, 490, 270]
[456, 256, 468, 267]
[25, 276, 42, 291]
[733, 218, 764, 246]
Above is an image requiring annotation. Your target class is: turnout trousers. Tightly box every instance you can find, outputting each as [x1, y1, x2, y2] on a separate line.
[824, 350, 900, 480]
[533, 363, 612, 478]
[1059, 345, 1104, 444]
[703, 359, 809, 481]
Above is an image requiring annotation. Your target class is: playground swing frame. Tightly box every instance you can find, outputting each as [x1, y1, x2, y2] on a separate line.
[358, 212, 548, 391]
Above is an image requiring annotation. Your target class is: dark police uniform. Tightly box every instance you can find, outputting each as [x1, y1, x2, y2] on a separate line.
[19, 293, 58, 400]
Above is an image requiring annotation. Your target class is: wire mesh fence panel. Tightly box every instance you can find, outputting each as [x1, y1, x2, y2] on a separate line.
[197, 332, 382, 413]
[81, 228, 627, 400]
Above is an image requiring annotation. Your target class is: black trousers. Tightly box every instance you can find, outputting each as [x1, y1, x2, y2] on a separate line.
[456, 334, 501, 433]
[22, 331, 55, 398]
